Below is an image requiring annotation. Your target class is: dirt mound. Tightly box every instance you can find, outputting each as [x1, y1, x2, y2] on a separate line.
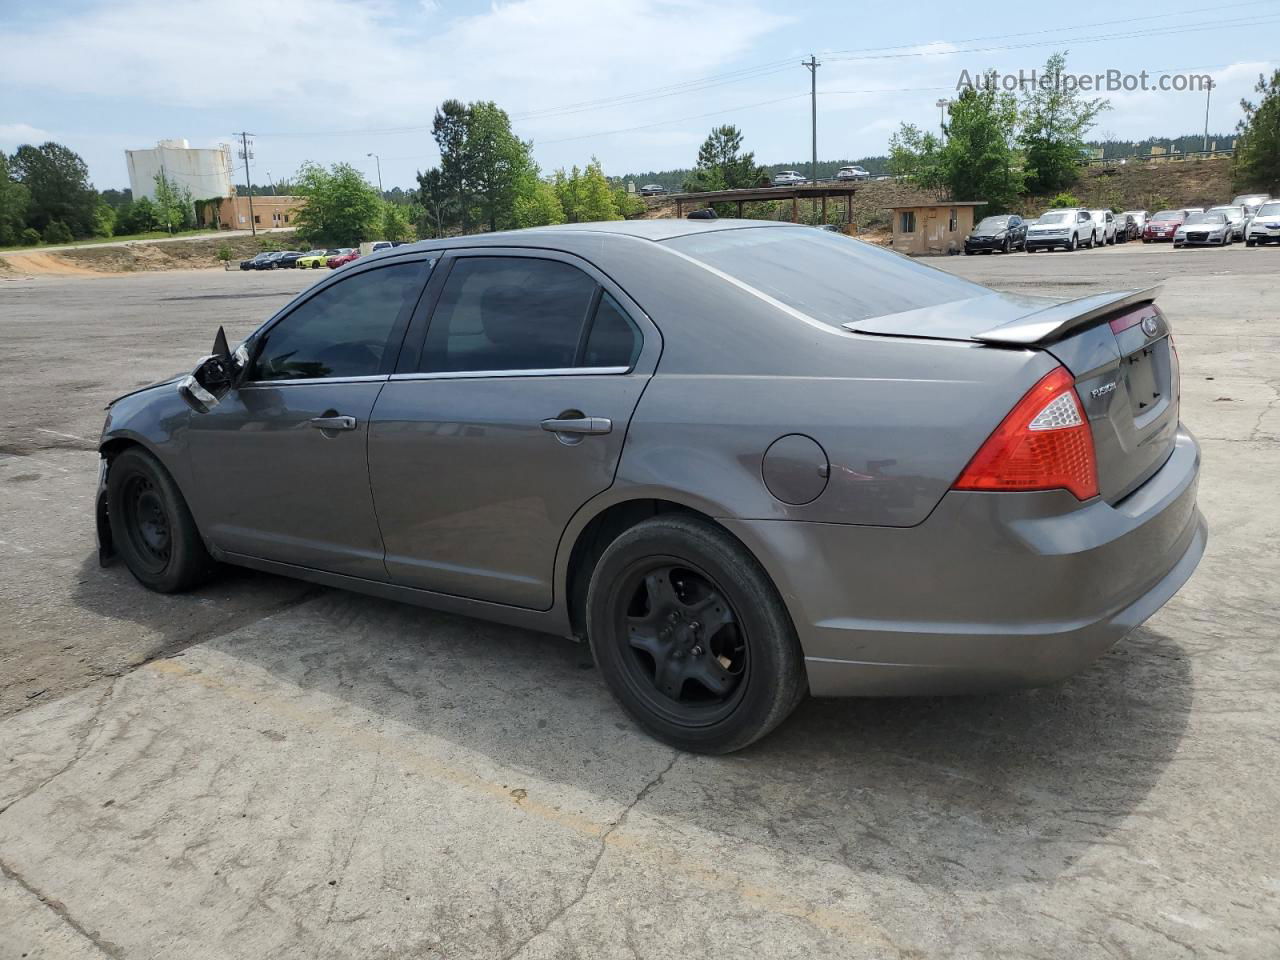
[2, 232, 296, 275]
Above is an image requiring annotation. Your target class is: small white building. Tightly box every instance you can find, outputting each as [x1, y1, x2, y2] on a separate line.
[125, 139, 234, 202]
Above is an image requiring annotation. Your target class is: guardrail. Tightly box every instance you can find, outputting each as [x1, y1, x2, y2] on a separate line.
[1080, 149, 1234, 167]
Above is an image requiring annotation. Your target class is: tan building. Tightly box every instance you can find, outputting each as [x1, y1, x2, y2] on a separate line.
[196, 194, 305, 231]
[887, 201, 985, 256]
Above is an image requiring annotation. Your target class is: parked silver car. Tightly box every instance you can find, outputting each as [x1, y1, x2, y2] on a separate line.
[1121, 210, 1149, 233]
[1088, 209, 1117, 246]
[97, 221, 1206, 752]
[1208, 205, 1247, 240]
[1025, 208, 1094, 251]
[771, 170, 806, 186]
[1245, 200, 1280, 245]
[1174, 211, 1233, 247]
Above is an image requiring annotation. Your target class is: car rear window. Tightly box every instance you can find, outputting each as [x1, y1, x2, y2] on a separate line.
[664, 227, 987, 329]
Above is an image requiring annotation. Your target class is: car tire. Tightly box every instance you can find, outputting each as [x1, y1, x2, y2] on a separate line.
[107, 447, 215, 593]
[1067, 235, 1078, 251]
[1246, 239, 1256, 247]
[586, 514, 806, 754]
[1002, 238, 1011, 254]
[964, 249, 974, 255]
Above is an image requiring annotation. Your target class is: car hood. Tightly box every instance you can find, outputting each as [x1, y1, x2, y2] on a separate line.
[106, 373, 184, 409]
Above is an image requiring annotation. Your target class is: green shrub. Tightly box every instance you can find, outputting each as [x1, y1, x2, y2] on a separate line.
[1049, 191, 1081, 209]
[216, 242, 233, 263]
[42, 221, 74, 244]
[20, 227, 40, 246]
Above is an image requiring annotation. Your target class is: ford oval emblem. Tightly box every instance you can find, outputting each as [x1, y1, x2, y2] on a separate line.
[1141, 316, 1159, 337]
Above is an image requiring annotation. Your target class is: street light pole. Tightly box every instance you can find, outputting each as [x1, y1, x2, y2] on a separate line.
[1203, 80, 1213, 153]
[803, 55, 820, 183]
[936, 99, 949, 139]
[235, 131, 256, 237]
[367, 152, 383, 195]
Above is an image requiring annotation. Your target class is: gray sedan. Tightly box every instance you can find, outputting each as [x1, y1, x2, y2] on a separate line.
[96, 221, 1206, 753]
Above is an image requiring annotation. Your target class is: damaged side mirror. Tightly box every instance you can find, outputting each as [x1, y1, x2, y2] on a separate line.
[178, 326, 248, 414]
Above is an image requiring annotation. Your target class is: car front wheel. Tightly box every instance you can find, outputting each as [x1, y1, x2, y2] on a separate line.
[586, 514, 806, 754]
[107, 447, 214, 593]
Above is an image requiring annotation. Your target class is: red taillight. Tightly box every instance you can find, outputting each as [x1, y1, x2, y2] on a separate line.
[953, 366, 1099, 500]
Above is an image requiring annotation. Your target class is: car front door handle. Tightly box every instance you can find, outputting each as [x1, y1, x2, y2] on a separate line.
[540, 416, 612, 436]
[307, 415, 357, 431]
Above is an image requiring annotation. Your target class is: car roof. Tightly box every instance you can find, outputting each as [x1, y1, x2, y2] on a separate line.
[388, 218, 801, 251]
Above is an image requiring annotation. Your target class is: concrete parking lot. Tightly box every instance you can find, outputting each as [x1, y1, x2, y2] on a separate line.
[1, 242, 1278, 959]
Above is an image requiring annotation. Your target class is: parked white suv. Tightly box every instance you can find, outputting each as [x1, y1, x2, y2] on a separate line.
[1025, 208, 1093, 252]
[1088, 209, 1116, 246]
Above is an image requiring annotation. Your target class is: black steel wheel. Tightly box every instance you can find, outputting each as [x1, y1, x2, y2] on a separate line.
[107, 447, 215, 592]
[587, 514, 806, 753]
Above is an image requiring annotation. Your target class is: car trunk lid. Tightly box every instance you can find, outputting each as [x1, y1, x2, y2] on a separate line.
[846, 286, 1179, 502]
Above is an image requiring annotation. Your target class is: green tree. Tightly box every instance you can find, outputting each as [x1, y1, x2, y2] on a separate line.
[887, 123, 945, 194]
[414, 167, 451, 238]
[683, 125, 763, 192]
[9, 142, 97, 237]
[290, 161, 383, 245]
[938, 80, 1023, 210]
[381, 202, 414, 242]
[611, 183, 644, 219]
[1019, 52, 1109, 194]
[556, 160, 620, 222]
[513, 177, 565, 228]
[92, 201, 115, 238]
[42, 220, 73, 244]
[467, 101, 537, 232]
[0, 153, 30, 246]
[433, 99, 473, 232]
[116, 196, 159, 234]
[1233, 68, 1280, 193]
[153, 171, 194, 233]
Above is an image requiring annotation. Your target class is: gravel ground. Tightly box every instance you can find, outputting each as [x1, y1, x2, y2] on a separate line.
[1, 241, 1277, 959]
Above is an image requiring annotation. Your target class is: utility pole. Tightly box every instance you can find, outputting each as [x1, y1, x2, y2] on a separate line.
[235, 131, 256, 236]
[803, 55, 820, 183]
[1203, 79, 1213, 153]
[936, 99, 950, 140]
[367, 152, 383, 195]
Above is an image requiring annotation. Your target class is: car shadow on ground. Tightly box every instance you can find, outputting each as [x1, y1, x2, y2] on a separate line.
[73, 564, 1193, 895]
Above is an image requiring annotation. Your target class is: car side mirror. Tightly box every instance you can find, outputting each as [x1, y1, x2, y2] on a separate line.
[177, 326, 246, 414]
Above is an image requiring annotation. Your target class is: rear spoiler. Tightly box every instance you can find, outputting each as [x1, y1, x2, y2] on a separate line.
[974, 285, 1162, 346]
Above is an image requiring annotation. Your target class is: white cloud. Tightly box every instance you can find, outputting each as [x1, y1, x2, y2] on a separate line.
[0, 123, 55, 150]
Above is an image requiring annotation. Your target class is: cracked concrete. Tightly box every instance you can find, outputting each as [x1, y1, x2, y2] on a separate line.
[1, 245, 1278, 958]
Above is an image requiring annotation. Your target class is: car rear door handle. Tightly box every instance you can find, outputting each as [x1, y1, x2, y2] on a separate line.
[308, 415, 357, 431]
[540, 416, 612, 436]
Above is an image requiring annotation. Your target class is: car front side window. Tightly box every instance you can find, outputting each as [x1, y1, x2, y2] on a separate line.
[253, 262, 428, 382]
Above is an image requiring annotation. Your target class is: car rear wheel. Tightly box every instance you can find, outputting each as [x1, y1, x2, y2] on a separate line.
[586, 514, 806, 754]
[107, 448, 214, 593]
[1066, 235, 1078, 251]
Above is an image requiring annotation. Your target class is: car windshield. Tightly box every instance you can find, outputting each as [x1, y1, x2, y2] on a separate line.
[975, 217, 1009, 230]
[1037, 212, 1072, 224]
[1152, 210, 1180, 219]
[664, 227, 987, 329]
[1185, 213, 1224, 224]
[1210, 207, 1241, 217]
[1257, 202, 1280, 216]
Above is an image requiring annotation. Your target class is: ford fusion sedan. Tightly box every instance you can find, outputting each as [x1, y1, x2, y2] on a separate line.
[964, 214, 1027, 254]
[1174, 211, 1233, 247]
[1143, 210, 1186, 242]
[96, 220, 1206, 753]
[1245, 200, 1280, 245]
[1025, 209, 1092, 251]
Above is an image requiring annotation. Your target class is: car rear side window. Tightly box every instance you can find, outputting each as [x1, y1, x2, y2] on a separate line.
[418, 257, 598, 372]
[583, 293, 641, 368]
[664, 227, 986, 329]
[253, 262, 427, 381]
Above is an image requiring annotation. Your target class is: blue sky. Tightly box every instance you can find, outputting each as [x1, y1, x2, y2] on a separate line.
[2, 0, 1276, 191]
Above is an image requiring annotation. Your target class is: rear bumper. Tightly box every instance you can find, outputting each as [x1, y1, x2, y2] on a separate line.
[722, 426, 1205, 696]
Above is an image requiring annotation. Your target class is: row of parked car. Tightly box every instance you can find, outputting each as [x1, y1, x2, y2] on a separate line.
[963, 193, 1277, 254]
[638, 166, 874, 196]
[239, 241, 404, 272]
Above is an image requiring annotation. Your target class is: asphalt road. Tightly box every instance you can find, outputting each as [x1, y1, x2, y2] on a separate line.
[1, 242, 1278, 959]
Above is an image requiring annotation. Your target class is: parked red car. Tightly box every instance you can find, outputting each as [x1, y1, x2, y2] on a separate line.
[1143, 210, 1186, 242]
[326, 249, 360, 269]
